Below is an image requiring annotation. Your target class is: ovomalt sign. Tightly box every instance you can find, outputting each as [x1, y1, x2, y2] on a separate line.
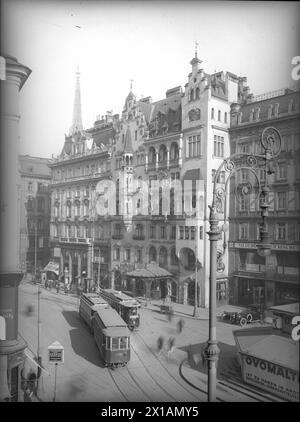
[241, 354, 299, 402]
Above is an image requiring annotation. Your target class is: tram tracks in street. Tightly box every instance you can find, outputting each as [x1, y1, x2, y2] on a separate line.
[129, 340, 178, 401]
[133, 331, 202, 401]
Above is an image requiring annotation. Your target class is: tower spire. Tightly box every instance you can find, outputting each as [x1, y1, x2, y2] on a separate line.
[69, 66, 83, 135]
[195, 40, 199, 59]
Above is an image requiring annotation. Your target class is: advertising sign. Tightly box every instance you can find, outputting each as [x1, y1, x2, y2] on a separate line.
[48, 341, 64, 364]
[241, 353, 299, 402]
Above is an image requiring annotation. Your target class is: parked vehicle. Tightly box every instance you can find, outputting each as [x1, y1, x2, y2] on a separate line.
[99, 288, 141, 330]
[220, 304, 263, 327]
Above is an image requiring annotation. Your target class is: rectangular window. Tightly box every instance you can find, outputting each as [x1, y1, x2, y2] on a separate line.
[188, 135, 201, 158]
[150, 225, 156, 239]
[224, 112, 227, 123]
[218, 110, 221, 121]
[211, 108, 214, 119]
[277, 223, 286, 240]
[160, 226, 166, 239]
[199, 226, 203, 240]
[278, 164, 287, 180]
[277, 192, 286, 210]
[136, 249, 142, 263]
[191, 226, 195, 240]
[239, 223, 249, 240]
[112, 337, 119, 350]
[125, 249, 131, 261]
[185, 226, 189, 240]
[239, 196, 248, 211]
[171, 226, 176, 240]
[214, 135, 224, 157]
[179, 226, 184, 240]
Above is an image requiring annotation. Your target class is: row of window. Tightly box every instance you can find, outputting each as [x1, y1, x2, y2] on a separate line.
[239, 222, 300, 242]
[113, 245, 179, 266]
[211, 108, 228, 123]
[55, 203, 90, 218]
[238, 190, 298, 212]
[53, 162, 108, 181]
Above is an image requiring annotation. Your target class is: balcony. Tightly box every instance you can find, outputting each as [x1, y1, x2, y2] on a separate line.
[56, 236, 91, 244]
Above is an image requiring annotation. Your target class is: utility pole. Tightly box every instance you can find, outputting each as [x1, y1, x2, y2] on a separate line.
[193, 224, 200, 318]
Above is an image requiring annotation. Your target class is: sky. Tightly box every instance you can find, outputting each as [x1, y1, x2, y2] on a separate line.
[2, 0, 300, 158]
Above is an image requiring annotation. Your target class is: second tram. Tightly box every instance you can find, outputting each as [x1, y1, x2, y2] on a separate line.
[99, 288, 141, 330]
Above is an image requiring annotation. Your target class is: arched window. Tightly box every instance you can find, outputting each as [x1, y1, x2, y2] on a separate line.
[195, 87, 200, 99]
[159, 247, 168, 268]
[211, 108, 215, 119]
[190, 89, 194, 101]
[218, 110, 221, 121]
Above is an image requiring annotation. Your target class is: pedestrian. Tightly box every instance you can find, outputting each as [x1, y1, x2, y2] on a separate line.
[157, 336, 164, 354]
[167, 308, 174, 323]
[167, 336, 175, 359]
[176, 318, 185, 334]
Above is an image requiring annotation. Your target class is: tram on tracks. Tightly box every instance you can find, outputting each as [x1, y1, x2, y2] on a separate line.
[99, 288, 141, 330]
[93, 307, 130, 368]
[79, 292, 109, 332]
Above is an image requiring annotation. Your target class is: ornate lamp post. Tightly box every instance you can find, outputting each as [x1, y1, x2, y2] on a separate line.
[204, 126, 282, 402]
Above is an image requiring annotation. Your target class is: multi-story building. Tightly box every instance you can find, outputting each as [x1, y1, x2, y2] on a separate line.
[229, 88, 300, 308]
[19, 154, 52, 275]
[49, 51, 250, 306]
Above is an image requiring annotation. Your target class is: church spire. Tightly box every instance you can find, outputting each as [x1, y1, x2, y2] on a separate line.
[69, 66, 83, 135]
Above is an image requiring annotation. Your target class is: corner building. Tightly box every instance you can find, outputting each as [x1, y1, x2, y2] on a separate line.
[50, 52, 250, 307]
[229, 88, 300, 307]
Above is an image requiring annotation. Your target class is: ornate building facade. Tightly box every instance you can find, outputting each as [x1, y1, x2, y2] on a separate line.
[229, 88, 300, 308]
[49, 51, 251, 307]
[19, 155, 52, 275]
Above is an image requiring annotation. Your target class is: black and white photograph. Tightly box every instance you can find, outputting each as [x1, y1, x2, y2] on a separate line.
[0, 0, 299, 408]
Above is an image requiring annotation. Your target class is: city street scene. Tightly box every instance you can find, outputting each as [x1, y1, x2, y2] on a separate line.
[0, 0, 299, 405]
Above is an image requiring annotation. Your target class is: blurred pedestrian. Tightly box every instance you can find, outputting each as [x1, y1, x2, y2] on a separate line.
[167, 308, 174, 323]
[176, 318, 185, 334]
[157, 336, 164, 355]
[167, 336, 175, 359]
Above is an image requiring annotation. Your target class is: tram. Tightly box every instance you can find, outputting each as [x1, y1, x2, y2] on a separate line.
[79, 292, 109, 332]
[93, 307, 130, 368]
[99, 288, 141, 330]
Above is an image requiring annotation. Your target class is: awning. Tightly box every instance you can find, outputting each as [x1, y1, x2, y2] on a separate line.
[126, 263, 172, 279]
[43, 261, 59, 276]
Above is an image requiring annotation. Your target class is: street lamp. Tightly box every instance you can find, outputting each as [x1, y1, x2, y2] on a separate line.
[204, 126, 281, 402]
[29, 195, 42, 393]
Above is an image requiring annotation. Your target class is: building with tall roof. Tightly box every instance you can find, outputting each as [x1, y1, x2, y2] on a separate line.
[49, 52, 253, 306]
[228, 88, 300, 308]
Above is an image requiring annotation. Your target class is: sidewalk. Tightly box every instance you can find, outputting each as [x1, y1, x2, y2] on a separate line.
[142, 298, 245, 321]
